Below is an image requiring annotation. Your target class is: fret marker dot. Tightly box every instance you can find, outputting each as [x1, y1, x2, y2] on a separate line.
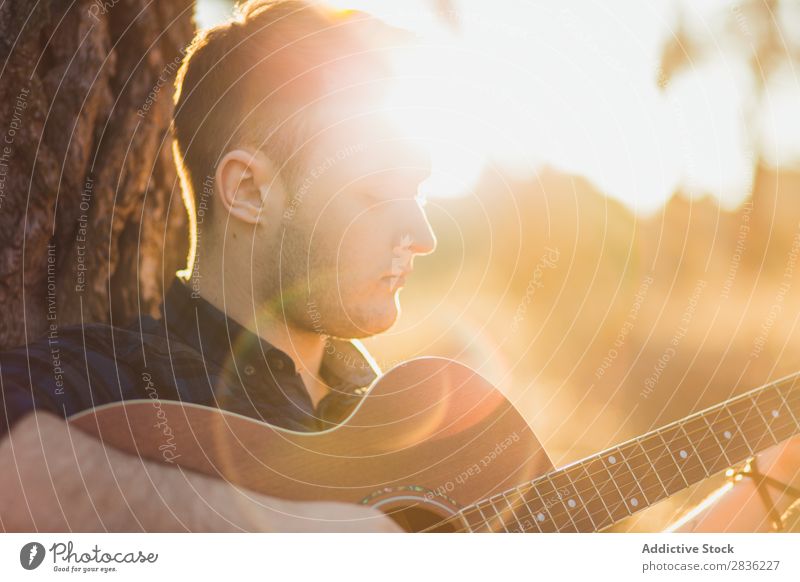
[723, 430, 732, 440]
[608, 455, 617, 464]
[772, 410, 780, 418]
[630, 497, 639, 507]
[567, 499, 576, 508]
[537, 513, 545, 522]
[679, 450, 688, 459]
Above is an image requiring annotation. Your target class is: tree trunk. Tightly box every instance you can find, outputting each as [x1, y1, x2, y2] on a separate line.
[0, 0, 194, 349]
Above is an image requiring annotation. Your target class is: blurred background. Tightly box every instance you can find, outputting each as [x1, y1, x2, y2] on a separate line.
[232, 0, 800, 530]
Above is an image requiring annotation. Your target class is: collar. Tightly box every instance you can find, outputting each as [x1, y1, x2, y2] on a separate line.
[160, 277, 380, 427]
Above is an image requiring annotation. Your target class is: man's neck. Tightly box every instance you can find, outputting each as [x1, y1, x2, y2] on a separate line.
[194, 275, 330, 408]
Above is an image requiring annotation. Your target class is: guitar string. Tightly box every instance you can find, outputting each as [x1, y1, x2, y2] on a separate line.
[419, 402, 797, 534]
[417, 385, 800, 533]
[519, 410, 789, 533]
[521, 389, 800, 529]
[423, 389, 799, 533]
[474, 389, 800, 533]
[393, 366, 800, 532]
[468, 388, 800, 532]
[463, 385, 800, 529]
[469, 401, 797, 533]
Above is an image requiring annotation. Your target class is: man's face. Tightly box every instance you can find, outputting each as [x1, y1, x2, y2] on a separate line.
[258, 112, 437, 339]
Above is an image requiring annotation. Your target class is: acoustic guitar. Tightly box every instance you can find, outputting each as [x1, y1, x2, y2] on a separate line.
[69, 357, 800, 532]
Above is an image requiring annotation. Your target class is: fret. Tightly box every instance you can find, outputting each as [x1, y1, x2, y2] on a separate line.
[748, 391, 780, 447]
[470, 500, 495, 533]
[503, 487, 543, 533]
[479, 500, 499, 533]
[777, 385, 800, 431]
[548, 468, 597, 532]
[701, 414, 733, 469]
[721, 402, 750, 455]
[576, 463, 616, 530]
[568, 463, 615, 532]
[722, 401, 763, 459]
[583, 454, 630, 524]
[611, 445, 650, 513]
[487, 495, 511, 532]
[531, 476, 578, 532]
[491, 491, 524, 533]
[681, 415, 729, 475]
[646, 430, 689, 495]
[705, 404, 750, 465]
[499, 490, 523, 532]
[601, 448, 643, 516]
[460, 376, 800, 535]
[678, 422, 710, 476]
[704, 413, 733, 465]
[755, 388, 797, 443]
[636, 437, 669, 497]
[516, 482, 559, 533]
[661, 424, 708, 484]
[725, 395, 773, 455]
[459, 510, 475, 533]
[543, 473, 581, 532]
[490, 499, 508, 533]
[630, 438, 669, 503]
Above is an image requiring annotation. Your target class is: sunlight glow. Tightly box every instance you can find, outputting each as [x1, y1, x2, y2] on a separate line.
[663, 481, 735, 532]
[193, 0, 800, 213]
[328, 0, 800, 213]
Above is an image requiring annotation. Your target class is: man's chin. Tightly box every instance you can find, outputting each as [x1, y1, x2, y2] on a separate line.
[337, 299, 400, 339]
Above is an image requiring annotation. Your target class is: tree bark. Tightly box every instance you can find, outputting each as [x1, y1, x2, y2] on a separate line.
[0, 0, 194, 349]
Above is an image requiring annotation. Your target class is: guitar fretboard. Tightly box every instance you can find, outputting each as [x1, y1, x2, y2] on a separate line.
[460, 372, 800, 533]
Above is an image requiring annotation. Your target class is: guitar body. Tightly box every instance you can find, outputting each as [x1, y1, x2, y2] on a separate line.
[69, 357, 553, 532]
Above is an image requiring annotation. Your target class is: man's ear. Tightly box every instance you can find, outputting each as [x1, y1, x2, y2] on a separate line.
[214, 148, 286, 226]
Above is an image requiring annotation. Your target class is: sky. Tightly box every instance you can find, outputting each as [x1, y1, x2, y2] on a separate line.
[196, 0, 800, 214]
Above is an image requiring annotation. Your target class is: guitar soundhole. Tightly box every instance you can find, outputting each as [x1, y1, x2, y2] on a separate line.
[385, 505, 459, 533]
[363, 487, 463, 532]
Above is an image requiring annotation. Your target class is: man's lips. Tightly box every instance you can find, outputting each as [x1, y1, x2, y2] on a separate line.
[382, 270, 411, 289]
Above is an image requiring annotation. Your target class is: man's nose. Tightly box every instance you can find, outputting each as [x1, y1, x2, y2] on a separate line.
[405, 200, 437, 256]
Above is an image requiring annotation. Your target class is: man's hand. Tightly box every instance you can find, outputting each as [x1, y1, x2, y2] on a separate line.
[0, 411, 402, 532]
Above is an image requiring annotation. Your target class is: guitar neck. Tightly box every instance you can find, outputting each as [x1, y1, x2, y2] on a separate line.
[461, 372, 800, 533]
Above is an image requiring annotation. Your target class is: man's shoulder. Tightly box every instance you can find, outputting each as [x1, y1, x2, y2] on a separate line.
[1, 320, 152, 393]
[0, 315, 221, 437]
[2, 318, 166, 364]
[1, 317, 208, 404]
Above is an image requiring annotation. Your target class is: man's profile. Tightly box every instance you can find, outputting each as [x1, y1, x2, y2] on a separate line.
[0, 0, 433, 532]
[0, 0, 798, 535]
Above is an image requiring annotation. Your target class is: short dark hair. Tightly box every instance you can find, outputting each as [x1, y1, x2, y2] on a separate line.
[172, 0, 396, 231]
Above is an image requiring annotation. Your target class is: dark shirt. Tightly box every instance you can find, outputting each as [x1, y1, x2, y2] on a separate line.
[0, 278, 379, 437]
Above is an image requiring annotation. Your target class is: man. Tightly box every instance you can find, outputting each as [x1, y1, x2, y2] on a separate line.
[0, 0, 432, 532]
[0, 0, 797, 533]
